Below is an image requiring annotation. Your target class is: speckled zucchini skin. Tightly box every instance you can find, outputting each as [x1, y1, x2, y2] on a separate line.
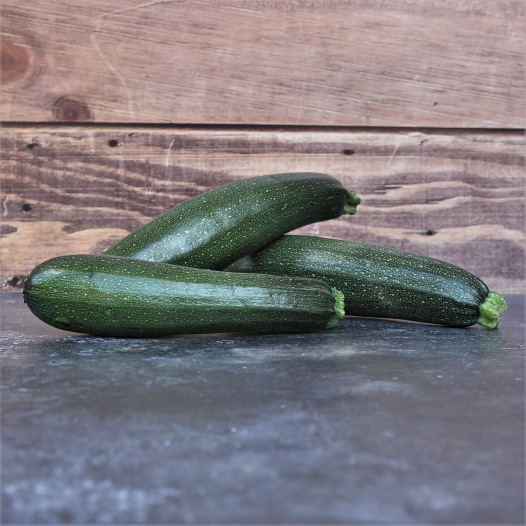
[23, 254, 344, 337]
[105, 172, 359, 270]
[227, 235, 505, 328]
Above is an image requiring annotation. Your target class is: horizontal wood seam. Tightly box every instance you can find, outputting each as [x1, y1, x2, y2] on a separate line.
[2, 123, 525, 135]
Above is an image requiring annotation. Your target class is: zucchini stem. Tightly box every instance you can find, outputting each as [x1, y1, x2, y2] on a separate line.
[326, 288, 346, 328]
[477, 291, 507, 329]
[344, 190, 361, 215]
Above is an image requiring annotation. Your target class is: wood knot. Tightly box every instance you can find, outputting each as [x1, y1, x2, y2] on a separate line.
[1, 38, 31, 83]
[52, 96, 93, 122]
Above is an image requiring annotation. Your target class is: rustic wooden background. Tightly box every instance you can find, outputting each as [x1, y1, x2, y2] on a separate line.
[1, 0, 525, 294]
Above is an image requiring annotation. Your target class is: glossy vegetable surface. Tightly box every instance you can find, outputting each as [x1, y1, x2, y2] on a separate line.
[105, 172, 359, 269]
[23, 254, 345, 337]
[227, 235, 507, 329]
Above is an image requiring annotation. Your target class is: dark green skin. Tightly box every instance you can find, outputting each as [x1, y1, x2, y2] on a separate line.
[23, 254, 341, 338]
[105, 172, 357, 270]
[227, 235, 490, 328]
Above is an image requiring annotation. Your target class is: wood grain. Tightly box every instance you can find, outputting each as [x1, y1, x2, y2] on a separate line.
[1, 126, 524, 293]
[1, 0, 524, 127]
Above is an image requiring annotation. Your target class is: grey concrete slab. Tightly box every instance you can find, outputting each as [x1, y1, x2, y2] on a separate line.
[1, 292, 524, 524]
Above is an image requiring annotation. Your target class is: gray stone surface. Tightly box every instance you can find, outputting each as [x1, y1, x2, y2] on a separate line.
[1, 292, 524, 524]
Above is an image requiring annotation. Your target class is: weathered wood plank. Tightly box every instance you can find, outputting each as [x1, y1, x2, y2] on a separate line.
[1, 126, 524, 293]
[1, 0, 524, 127]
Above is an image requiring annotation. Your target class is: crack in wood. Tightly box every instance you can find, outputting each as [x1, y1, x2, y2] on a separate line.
[90, 1, 184, 121]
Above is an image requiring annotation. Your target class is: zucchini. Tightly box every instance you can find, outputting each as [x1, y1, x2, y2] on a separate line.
[105, 172, 360, 269]
[227, 235, 507, 329]
[22, 254, 345, 337]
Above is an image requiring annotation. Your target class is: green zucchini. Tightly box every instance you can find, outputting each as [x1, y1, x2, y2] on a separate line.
[227, 235, 507, 329]
[105, 172, 360, 270]
[22, 254, 345, 338]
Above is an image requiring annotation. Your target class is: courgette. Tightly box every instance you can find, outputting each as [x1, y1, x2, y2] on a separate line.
[22, 254, 345, 337]
[227, 235, 507, 329]
[105, 172, 360, 269]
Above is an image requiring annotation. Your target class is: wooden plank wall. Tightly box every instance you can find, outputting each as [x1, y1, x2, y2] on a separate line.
[1, 0, 525, 294]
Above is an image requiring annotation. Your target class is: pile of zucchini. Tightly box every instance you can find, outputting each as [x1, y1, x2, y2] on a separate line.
[23, 172, 507, 337]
